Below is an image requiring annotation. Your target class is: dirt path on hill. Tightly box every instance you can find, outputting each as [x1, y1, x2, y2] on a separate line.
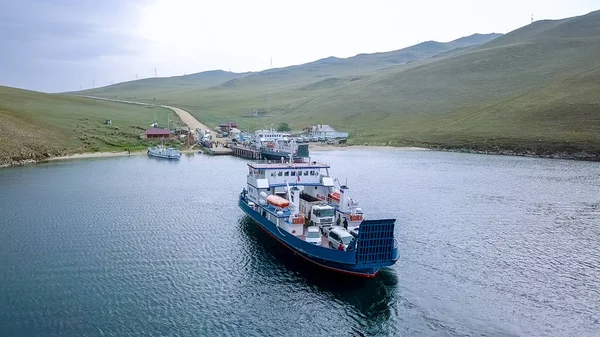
[159, 105, 208, 132]
[78, 96, 209, 134]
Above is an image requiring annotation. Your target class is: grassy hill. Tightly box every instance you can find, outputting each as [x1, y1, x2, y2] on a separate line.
[75, 11, 600, 159]
[0, 86, 179, 165]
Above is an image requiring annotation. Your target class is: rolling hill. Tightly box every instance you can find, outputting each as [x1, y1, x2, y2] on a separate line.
[77, 33, 501, 98]
[75, 11, 599, 159]
[0, 85, 177, 165]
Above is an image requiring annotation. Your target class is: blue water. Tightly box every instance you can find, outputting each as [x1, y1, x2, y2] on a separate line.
[1, 150, 599, 336]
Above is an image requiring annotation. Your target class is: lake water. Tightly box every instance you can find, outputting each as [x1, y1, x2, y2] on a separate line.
[1, 149, 599, 337]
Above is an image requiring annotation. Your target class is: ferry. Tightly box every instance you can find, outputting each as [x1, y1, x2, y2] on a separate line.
[147, 144, 181, 160]
[253, 129, 309, 161]
[238, 155, 399, 278]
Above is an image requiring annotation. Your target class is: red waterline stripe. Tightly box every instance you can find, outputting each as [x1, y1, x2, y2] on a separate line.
[252, 215, 377, 279]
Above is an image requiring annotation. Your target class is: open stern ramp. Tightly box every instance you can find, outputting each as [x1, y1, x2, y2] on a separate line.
[356, 219, 398, 266]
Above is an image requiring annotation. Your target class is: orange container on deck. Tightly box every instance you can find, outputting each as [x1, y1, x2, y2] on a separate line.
[329, 192, 340, 202]
[292, 215, 305, 224]
[266, 195, 290, 208]
[350, 214, 363, 221]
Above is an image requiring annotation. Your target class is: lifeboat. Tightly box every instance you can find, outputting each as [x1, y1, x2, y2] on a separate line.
[328, 192, 340, 202]
[266, 195, 290, 208]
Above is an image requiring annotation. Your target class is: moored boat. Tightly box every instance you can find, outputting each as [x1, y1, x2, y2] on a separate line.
[238, 155, 399, 278]
[147, 144, 181, 160]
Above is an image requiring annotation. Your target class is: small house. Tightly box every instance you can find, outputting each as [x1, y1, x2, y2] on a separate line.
[105, 119, 112, 125]
[219, 122, 238, 132]
[145, 128, 171, 139]
[309, 124, 348, 139]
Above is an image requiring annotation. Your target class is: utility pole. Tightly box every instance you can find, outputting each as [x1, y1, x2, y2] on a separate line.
[92, 80, 95, 89]
[531, 14, 534, 23]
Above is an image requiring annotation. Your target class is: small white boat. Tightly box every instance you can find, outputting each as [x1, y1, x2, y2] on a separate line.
[147, 144, 181, 160]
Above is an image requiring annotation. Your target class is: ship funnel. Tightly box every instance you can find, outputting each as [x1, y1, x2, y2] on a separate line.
[339, 185, 350, 213]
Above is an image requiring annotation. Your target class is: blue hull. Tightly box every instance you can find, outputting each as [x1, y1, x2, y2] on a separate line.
[238, 197, 399, 278]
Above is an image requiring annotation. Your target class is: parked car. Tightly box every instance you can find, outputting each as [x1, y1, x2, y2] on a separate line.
[328, 227, 354, 250]
[305, 226, 322, 246]
[326, 138, 335, 145]
[321, 224, 343, 237]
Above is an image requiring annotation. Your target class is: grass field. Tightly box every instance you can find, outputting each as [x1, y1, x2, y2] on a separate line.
[74, 11, 599, 159]
[0, 86, 183, 165]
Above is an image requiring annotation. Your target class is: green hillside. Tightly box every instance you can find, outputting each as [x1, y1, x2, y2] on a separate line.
[75, 11, 600, 159]
[0, 86, 178, 165]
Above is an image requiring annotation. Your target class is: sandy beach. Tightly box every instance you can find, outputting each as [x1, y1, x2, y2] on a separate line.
[309, 144, 429, 151]
[46, 150, 146, 162]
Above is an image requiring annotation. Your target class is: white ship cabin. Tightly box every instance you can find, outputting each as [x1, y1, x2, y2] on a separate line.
[254, 130, 291, 142]
[246, 161, 334, 196]
[245, 159, 364, 233]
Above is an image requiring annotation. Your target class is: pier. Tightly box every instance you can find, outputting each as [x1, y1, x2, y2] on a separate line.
[231, 145, 262, 160]
[203, 147, 233, 155]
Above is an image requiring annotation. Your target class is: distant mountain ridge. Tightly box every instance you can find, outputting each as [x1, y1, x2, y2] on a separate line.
[75, 33, 502, 95]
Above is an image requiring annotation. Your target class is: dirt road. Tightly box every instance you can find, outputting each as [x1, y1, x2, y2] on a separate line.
[159, 105, 208, 132]
[78, 96, 209, 134]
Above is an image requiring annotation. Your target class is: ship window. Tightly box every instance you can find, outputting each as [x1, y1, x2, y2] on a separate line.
[291, 171, 295, 176]
[271, 172, 275, 177]
[284, 171, 289, 176]
[304, 171, 308, 176]
[278, 171, 282, 176]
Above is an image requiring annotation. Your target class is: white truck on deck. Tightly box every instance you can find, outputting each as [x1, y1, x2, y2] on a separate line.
[298, 193, 335, 228]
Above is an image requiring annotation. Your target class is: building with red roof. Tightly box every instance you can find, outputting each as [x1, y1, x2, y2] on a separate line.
[145, 128, 171, 139]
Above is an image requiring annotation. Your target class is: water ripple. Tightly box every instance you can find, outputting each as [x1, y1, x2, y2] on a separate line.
[1, 151, 599, 336]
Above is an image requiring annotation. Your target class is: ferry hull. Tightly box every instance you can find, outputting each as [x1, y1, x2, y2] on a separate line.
[239, 197, 397, 278]
[260, 149, 298, 161]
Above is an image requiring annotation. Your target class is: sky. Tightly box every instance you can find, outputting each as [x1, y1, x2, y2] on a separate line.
[0, 0, 598, 93]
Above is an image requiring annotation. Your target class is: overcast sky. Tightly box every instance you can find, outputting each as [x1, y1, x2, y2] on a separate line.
[0, 0, 598, 93]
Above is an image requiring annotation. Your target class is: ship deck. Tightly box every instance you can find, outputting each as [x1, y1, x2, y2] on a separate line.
[249, 161, 329, 169]
[297, 232, 338, 249]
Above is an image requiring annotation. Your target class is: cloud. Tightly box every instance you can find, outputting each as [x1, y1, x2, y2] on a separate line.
[0, 0, 599, 93]
[0, 0, 149, 91]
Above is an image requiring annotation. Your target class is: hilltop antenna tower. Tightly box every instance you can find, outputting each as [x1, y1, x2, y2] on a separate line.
[155, 67, 157, 77]
[531, 14, 534, 23]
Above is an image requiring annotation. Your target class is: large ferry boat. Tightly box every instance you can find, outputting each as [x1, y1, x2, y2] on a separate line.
[238, 155, 399, 278]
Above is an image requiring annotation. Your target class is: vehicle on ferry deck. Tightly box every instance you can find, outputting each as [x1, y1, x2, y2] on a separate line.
[305, 226, 322, 246]
[328, 227, 354, 250]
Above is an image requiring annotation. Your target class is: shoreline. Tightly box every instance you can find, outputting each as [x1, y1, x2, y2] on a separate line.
[309, 144, 428, 151]
[45, 150, 147, 162]
[2, 144, 598, 168]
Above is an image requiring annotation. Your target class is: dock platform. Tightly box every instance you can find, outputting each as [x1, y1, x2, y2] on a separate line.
[231, 145, 262, 160]
[204, 147, 233, 155]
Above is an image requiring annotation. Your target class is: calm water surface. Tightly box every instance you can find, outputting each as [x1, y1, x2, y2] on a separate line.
[1, 150, 599, 336]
